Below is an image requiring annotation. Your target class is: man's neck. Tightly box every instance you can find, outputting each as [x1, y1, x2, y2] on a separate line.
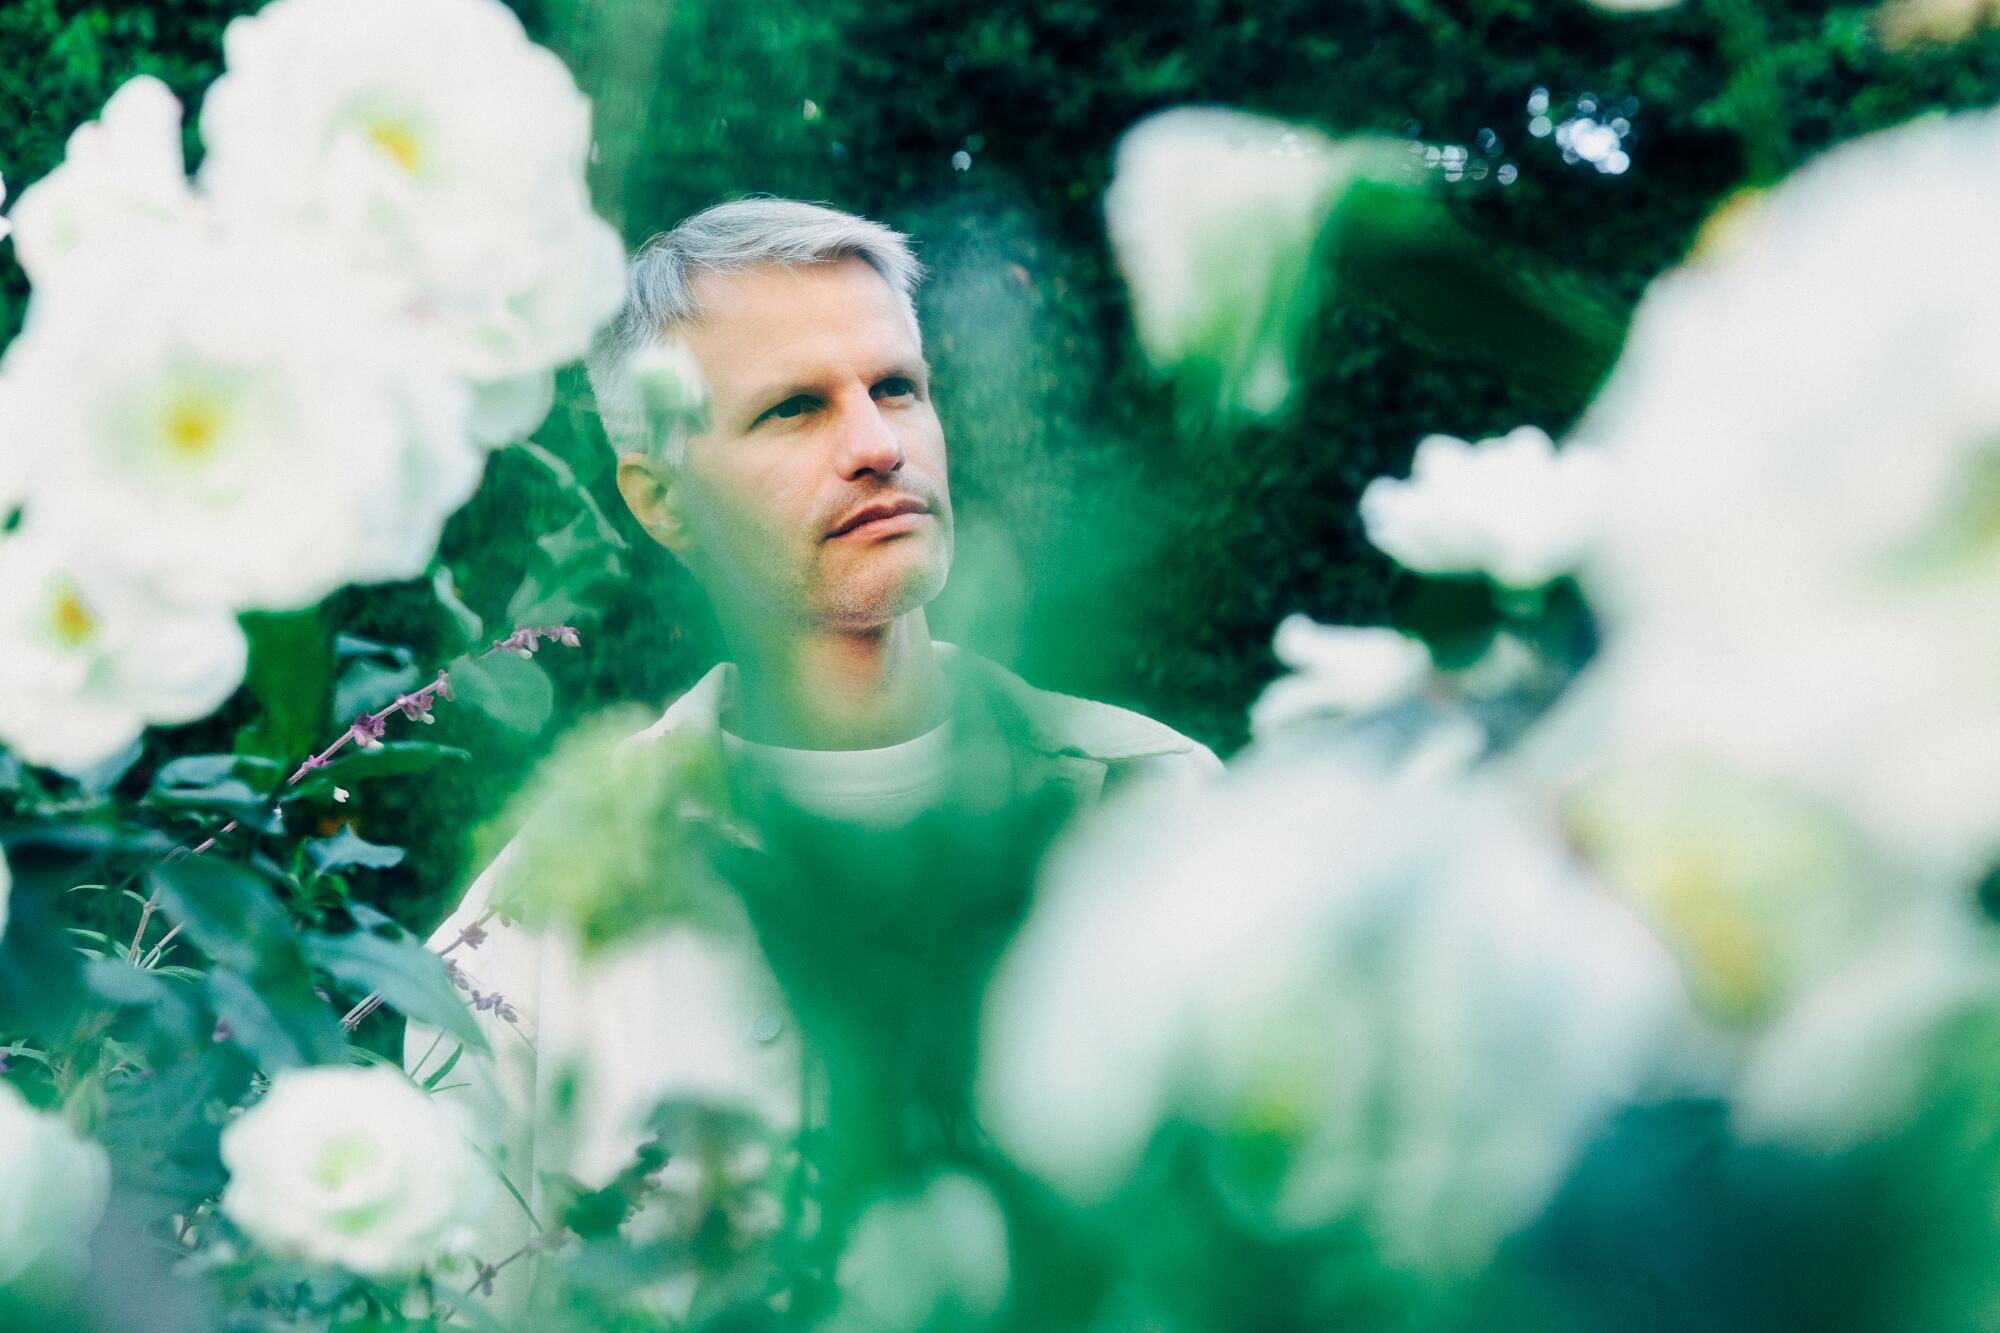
[721, 609, 946, 750]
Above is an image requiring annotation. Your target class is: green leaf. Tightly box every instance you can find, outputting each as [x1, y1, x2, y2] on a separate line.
[304, 928, 486, 1049]
[155, 754, 286, 796]
[305, 827, 406, 875]
[147, 857, 296, 974]
[207, 964, 347, 1071]
[448, 652, 554, 734]
[432, 564, 485, 645]
[332, 635, 422, 723]
[287, 741, 471, 800]
[238, 609, 333, 764]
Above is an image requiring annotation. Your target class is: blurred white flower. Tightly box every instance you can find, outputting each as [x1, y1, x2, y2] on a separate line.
[198, 0, 626, 389]
[1250, 616, 1432, 738]
[1562, 753, 1912, 1027]
[1105, 107, 1398, 414]
[1360, 426, 1607, 589]
[980, 757, 1682, 1273]
[5, 76, 206, 288]
[538, 918, 802, 1191]
[467, 371, 556, 447]
[1, 237, 474, 611]
[0, 846, 9, 945]
[1734, 911, 2000, 1150]
[219, 1064, 489, 1278]
[0, 1081, 111, 1290]
[831, 1172, 1011, 1331]
[1573, 107, 2000, 873]
[0, 173, 10, 246]
[632, 338, 712, 460]
[0, 528, 247, 774]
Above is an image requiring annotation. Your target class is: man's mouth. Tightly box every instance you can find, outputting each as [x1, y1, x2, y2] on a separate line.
[827, 497, 930, 539]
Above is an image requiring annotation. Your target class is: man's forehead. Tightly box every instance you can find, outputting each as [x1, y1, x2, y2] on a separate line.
[678, 257, 920, 396]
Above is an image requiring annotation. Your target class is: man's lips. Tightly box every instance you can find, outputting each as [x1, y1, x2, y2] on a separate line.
[827, 497, 930, 539]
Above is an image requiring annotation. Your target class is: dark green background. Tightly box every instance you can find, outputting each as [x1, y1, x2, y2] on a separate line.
[6, 0, 1998, 930]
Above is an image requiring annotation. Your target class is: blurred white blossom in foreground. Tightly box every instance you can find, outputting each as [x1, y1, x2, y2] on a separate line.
[829, 1171, 1011, 1331]
[198, 0, 626, 437]
[0, 1081, 111, 1290]
[1573, 106, 2000, 876]
[1361, 426, 1607, 590]
[1250, 616, 1433, 739]
[980, 755, 1683, 1273]
[1105, 106, 1398, 414]
[0, 528, 247, 774]
[1, 239, 473, 613]
[219, 1064, 489, 1278]
[5, 76, 206, 288]
[1733, 910, 2000, 1148]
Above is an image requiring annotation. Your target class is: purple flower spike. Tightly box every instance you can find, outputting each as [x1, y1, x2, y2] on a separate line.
[350, 713, 389, 749]
[556, 626, 580, 648]
[433, 669, 454, 702]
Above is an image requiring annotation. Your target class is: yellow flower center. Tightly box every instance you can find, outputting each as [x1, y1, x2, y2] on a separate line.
[160, 391, 226, 461]
[1653, 854, 1769, 1021]
[312, 1136, 374, 1191]
[368, 121, 423, 174]
[48, 584, 98, 648]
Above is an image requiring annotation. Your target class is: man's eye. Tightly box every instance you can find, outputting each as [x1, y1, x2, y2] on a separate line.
[873, 377, 916, 401]
[765, 396, 817, 422]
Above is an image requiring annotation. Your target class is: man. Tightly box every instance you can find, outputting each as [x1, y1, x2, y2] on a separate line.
[407, 198, 1219, 1307]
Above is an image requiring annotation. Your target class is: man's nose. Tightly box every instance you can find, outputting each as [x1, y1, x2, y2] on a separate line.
[832, 393, 905, 480]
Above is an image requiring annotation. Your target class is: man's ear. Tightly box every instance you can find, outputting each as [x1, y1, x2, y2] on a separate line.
[615, 451, 695, 558]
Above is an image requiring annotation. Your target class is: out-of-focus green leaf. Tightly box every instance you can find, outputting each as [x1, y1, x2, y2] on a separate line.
[236, 609, 333, 764]
[331, 634, 423, 723]
[147, 857, 295, 975]
[155, 754, 286, 796]
[305, 827, 406, 875]
[1330, 180, 1628, 403]
[304, 927, 485, 1049]
[447, 651, 555, 734]
[287, 741, 471, 801]
[432, 563, 485, 646]
[206, 964, 346, 1071]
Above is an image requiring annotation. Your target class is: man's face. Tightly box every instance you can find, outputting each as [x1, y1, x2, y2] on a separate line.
[651, 257, 954, 632]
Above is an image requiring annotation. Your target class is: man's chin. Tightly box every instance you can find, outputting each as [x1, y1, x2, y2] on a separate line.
[812, 550, 951, 628]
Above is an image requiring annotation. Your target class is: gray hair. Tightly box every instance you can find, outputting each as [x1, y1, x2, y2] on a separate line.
[587, 197, 926, 463]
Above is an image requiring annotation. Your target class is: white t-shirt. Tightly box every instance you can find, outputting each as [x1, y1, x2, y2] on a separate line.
[720, 721, 955, 828]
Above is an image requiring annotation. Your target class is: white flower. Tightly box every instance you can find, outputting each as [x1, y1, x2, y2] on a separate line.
[832, 1172, 1010, 1330]
[5, 76, 206, 288]
[198, 0, 626, 388]
[219, 1064, 490, 1277]
[1360, 426, 1607, 589]
[979, 758, 1682, 1273]
[0, 527, 247, 774]
[1733, 911, 1999, 1150]
[1105, 106, 1399, 414]
[0, 173, 10, 246]
[1561, 753, 1914, 1027]
[537, 918, 802, 1191]
[467, 372, 555, 447]
[1573, 107, 2000, 872]
[1250, 616, 1432, 738]
[1, 236, 474, 611]
[0, 1081, 111, 1290]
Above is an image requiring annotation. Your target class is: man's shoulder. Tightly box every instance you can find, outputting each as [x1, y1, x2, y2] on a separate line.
[620, 643, 1224, 779]
[940, 644, 1224, 779]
